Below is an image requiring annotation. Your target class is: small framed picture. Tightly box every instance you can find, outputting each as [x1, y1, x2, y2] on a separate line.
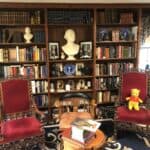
[56, 80, 65, 92]
[76, 63, 84, 76]
[49, 42, 59, 59]
[80, 41, 92, 59]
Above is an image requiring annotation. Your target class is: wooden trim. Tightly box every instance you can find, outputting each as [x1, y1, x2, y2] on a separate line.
[0, 3, 149, 9]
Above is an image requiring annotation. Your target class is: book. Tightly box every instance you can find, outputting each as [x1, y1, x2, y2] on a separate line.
[9, 48, 17, 61]
[72, 118, 101, 133]
[71, 125, 95, 143]
[71, 118, 101, 143]
[0, 48, 3, 62]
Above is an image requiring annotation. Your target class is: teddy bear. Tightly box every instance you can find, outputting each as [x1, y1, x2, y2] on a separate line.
[126, 88, 143, 111]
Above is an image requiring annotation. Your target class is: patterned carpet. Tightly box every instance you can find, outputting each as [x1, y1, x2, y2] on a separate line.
[43, 121, 150, 150]
[100, 121, 149, 150]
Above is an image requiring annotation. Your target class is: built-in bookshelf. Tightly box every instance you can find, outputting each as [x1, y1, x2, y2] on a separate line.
[0, 3, 148, 122]
[95, 8, 139, 108]
[0, 8, 48, 116]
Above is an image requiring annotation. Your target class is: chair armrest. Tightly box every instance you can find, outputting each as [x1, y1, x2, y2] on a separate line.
[115, 100, 127, 107]
[90, 99, 97, 118]
[139, 97, 150, 109]
[0, 134, 3, 141]
[0, 124, 4, 141]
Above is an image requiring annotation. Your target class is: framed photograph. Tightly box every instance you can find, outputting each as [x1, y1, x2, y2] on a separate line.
[67, 80, 75, 90]
[56, 80, 65, 92]
[80, 41, 92, 59]
[76, 63, 84, 76]
[49, 42, 59, 59]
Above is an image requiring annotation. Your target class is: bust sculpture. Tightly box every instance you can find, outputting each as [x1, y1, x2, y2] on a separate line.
[62, 29, 79, 60]
[24, 27, 33, 43]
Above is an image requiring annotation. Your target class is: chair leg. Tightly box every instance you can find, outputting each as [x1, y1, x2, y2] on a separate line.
[136, 134, 150, 148]
[59, 137, 64, 150]
[113, 121, 118, 140]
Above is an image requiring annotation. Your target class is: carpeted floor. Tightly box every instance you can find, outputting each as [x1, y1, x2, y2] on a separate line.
[117, 132, 150, 150]
[44, 120, 150, 150]
[99, 120, 150, 150]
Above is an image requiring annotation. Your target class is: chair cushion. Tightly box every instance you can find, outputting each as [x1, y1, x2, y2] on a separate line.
[116, 106, 150, 124]
[1, 117, 42, 140]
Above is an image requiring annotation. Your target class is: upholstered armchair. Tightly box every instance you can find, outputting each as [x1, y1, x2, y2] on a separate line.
[114, 70, 150, 141]
[0, 78, 45, 149]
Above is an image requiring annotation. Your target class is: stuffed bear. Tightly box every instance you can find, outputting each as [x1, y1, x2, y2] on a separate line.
[126, 88, 143, 111]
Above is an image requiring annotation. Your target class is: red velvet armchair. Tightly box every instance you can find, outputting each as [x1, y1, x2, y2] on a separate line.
[0, 78, 45, 149]
[114, 70, 150, 141]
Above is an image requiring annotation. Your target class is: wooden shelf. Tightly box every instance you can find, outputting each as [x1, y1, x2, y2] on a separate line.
[96, 41, 138, 44]
[96, 23, 138, 27]
[96, 58, 136, 62]
[49, 59, 93, 63]
[0, 3, 145, 121]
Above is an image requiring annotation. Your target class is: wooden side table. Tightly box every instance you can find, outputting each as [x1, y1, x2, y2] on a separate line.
[62, 128, 106, 150]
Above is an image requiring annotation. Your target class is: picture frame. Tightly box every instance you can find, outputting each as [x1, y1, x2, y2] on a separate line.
[76, 63, 84, 76]
[80, 41, 92, 59]
[56, 80, 65, 92]
[49, 42, 59, 59]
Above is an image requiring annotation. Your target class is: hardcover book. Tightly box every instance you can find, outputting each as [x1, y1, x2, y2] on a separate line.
[71, 118, 101, 143]
[71, 125, 95, 143]
[9, 48, 17, 61]
[72, 118, 101, 133]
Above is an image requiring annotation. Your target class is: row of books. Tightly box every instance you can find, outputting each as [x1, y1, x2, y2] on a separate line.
[34, 95, 49, 107]
[31, 80, 48, 94]
[96, 62, 134, 76]
[33, 31, 45, 43]
[97, 9, 135, 24]
[0, 64, 48, 79]
[96, 27, 137, 42]
[48, 10, 91, 24]
[0, 46, 47, 62]
[120, 12, 134, 24]
[0, 10, 41, 24]
[96, 45, 135, 59]
[95, 77, 119, 91]
[97, 9, 119, 24]
[97, 91, 118, 103]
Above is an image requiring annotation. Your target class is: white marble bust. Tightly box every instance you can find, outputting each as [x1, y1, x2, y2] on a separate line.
[24, 27, 33, 43]
[62, 29, 79, 60]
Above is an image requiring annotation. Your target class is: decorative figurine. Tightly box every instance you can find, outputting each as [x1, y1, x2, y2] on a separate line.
[24, 27, 33, 43]
[62, 29, 79, 60]
[126, 88, 143, 111]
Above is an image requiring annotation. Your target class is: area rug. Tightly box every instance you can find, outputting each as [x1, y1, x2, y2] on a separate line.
[44, 125, 61, 150]
[43, 121, 149, 150]
[117, 132, 150, 150]
[99, 121, 150, 150]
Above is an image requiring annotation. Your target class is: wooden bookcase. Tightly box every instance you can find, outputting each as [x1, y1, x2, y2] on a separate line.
[95, 8, 139, 104]
[0, 3, 149, 122]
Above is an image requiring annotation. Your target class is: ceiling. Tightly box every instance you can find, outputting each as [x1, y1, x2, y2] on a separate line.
[0, 0, 150, 3]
